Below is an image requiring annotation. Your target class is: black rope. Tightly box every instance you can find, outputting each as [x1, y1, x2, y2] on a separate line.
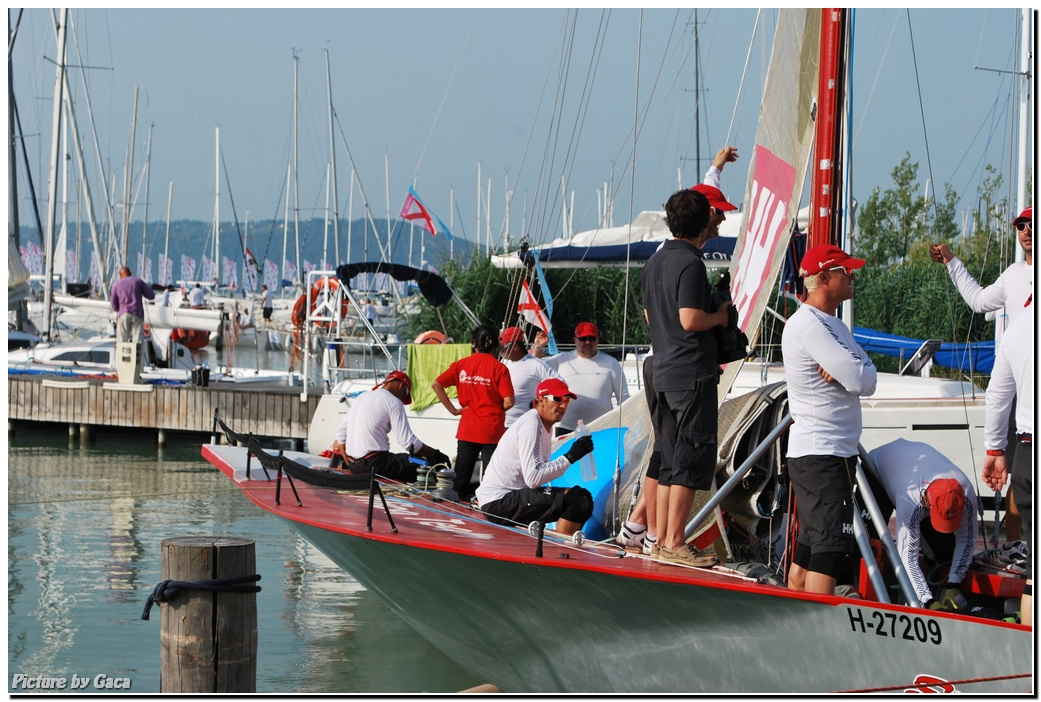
[141, 574, 262, 620]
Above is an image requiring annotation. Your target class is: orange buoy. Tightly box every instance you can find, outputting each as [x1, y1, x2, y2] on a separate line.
[413, 330, 447, 345]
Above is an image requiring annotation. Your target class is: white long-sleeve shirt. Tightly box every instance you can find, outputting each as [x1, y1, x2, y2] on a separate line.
[335, 388, 422, 457]
[502, 354, 559, 427]
[985, 307, 1035, 450]
[946, 257, 1032, 343]
[475, 409, 572, 506]
[782, 305, 877, 457]
[867, 439, 977, 606]
[544, 351, 629, 432]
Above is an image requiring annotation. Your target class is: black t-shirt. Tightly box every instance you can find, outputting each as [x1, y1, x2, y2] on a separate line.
[642, 238, 719, 388]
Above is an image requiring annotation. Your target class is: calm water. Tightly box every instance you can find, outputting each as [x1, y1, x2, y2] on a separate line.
[7, 425, 481, 693]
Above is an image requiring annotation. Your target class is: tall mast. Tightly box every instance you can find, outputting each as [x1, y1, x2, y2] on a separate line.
[809, 8, 846, 250]
[325, 48, 341, 264]
[292, 49, 301, 285]
[42, 8, 68, 341]
[212, 125, 220, 285]
[163, 181, 172, 286]
[141, 122, 153, 280]
[1015, 8, 1032, 264]
[121, 84, 139, 262]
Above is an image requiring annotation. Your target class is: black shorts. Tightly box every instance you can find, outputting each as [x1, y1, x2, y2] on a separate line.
[788, 454, 857, 556]
[481, 487, 569, 527]
[262, 306, 273, 320]
[657, 384, 718, 490]
[346, 451, 418, 484]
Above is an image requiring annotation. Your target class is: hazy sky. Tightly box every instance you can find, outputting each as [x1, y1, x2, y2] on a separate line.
[9, 7, 1028, 255]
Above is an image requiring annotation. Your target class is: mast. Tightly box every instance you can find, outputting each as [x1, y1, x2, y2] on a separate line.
[163, 181, 172, 286]
[42, 7, 68, 341]
[325, 48, 341, 264]
[292, 49, 301, 285]
[282, 162, 291, 295]
[1014, 7, 1032, 264]
[323, 162, 331, 268]
[809, 8, 846, 250]
[121, 85, 139, 262]
[212, 125, 220, 286]
[141, 122, 153, 281]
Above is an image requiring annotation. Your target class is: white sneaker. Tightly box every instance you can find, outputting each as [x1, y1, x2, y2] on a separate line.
[615, 524, 647, 549]
[642, 534, 657, 556]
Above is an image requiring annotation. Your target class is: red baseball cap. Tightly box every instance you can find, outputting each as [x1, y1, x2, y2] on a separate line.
[376, 369, 412, 404]
[535, 377, 577, 401]
[499, 326, 524, 346]
[926, 478, 965, 534]
[574, 321, 599, 339]
[800, 244, 867, 275]
[691, 183, 737, 212]
[1013, 206, 1032, 226]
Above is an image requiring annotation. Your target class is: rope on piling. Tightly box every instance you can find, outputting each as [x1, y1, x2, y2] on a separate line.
[141, 574, 262, 620]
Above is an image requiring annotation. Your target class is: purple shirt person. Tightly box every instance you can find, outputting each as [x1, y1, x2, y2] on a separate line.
[110, 266, 155, 343]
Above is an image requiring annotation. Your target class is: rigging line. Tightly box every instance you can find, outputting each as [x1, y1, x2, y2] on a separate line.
[409, 10, 479, 186]
[724, 9, 761, 150]
[904, 10, 939, 221]
[332, 112, 393, 265]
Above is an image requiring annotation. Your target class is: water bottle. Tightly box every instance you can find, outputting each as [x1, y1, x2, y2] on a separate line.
[575, 420, 596, 482]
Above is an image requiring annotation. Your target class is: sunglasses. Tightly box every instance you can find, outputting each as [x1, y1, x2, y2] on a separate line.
[542, 394, 572, 404]
[712, 207, 725, 217]
[577, 336, 598, 342]
[1016, 221, 1032, 232]
[826, 266, 857, 278]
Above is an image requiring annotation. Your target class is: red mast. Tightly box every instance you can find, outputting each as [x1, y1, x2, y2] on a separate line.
[810, 8, 847, 248]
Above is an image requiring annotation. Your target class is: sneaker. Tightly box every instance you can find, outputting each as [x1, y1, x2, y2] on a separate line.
[999, 540, 1028, 566]
[642, 534, 658, 557]
[615, 524, 647, 549]
[657, 543, 718, 568]
[648, 542, 661, 561]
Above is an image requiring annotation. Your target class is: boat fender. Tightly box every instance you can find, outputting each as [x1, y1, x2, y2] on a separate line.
[414, 330, 447, 345]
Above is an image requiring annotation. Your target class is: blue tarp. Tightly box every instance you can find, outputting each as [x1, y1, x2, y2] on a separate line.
[853, 326, 995, 374]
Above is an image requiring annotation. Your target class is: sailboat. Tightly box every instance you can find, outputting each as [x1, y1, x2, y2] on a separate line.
[202, 10, 1031, 693]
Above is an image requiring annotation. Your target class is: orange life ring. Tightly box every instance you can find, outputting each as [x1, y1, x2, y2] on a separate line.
[171, 327, 210, 349]
[309, 277, 349, 328]
[414, 330, 446, 345]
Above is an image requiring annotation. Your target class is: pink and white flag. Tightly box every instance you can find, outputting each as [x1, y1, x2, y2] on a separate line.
[222, 256, 238, 289]
[66, 251, 79, 283]
[263, 259, 280, 291]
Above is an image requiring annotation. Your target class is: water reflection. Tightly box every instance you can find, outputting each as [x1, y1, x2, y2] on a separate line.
[8, 426, 480, 693]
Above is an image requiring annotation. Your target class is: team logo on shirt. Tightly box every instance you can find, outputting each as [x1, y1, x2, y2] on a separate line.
[458, 369, 494, 386]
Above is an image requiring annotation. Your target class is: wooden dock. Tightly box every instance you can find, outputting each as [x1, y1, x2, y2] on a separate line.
[8, 376, 323, 445]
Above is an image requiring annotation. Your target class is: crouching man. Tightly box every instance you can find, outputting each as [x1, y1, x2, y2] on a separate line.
[476, 378, 594, 536]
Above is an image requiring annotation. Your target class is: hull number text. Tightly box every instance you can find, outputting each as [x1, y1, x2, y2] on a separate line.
[846, 607, 941, 645]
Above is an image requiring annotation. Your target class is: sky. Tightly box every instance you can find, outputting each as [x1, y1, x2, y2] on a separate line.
[8, 7, 1030, 259]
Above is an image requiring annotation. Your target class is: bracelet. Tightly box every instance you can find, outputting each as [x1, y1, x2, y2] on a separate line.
[986, 449, 1006, 457]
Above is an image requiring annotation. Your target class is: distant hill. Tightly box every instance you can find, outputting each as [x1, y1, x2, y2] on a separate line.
[15, 217, 479, 286]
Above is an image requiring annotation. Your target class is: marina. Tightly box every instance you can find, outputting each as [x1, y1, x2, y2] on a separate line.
[7, 425, 482, 694]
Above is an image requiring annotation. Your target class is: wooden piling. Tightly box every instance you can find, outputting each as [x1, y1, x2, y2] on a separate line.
[158, 536, 258, 693]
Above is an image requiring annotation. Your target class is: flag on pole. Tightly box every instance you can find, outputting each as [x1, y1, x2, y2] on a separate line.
[284, 260, 297, 286]
[223, 256, 238, 290]
[517, 279, 552, 334]
[158, 253, 173, 286]
[244, 258, 258, 293]
[264, 259, 279, 291]
[245, 247, 259, 271]
[66, 251, 79, 283]
[89, 251, 101, 291]
[303, 260, 316, 276]
[180, 255, 196, 283]
[398, 185, 454, 240]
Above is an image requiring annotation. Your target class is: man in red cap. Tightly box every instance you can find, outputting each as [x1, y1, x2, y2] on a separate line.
[931, 206, 1032, 542]
[782, 243, 877, 595]
[692, 145, 739, 238]
[476, 378, 595, 536]
[930, 205, 1032, 345]
[982, 301, 1034, 625]
[534, 321, 629, 437]
[333, 370, 449, 482]
[865, 439, 978, 609]
[499, 326, 560, 428]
